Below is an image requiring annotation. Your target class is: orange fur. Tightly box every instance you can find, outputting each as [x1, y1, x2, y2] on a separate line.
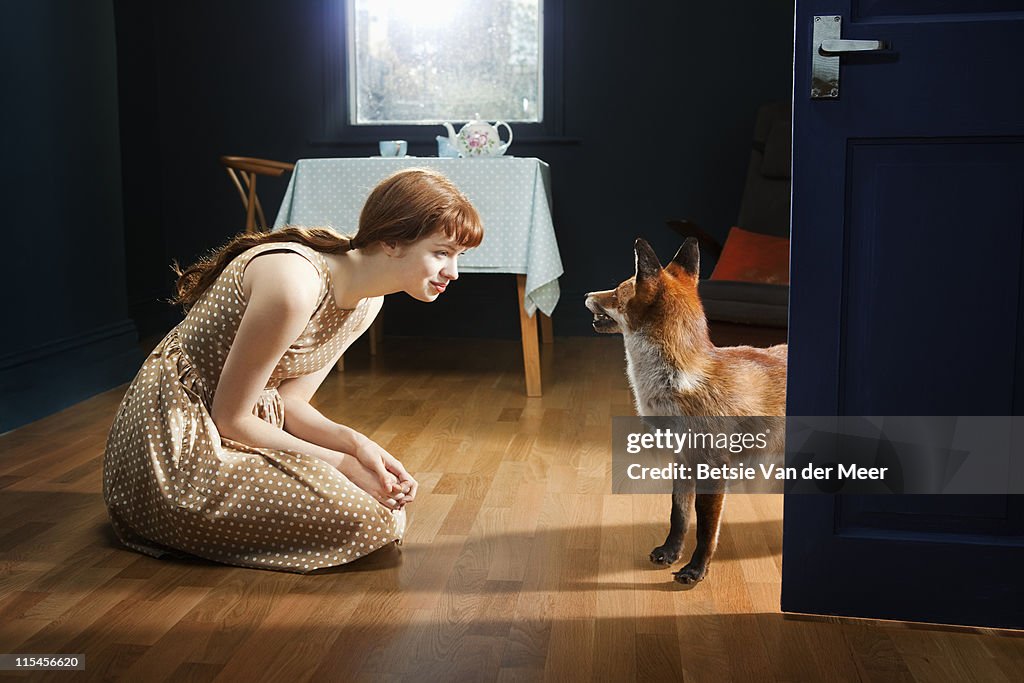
[585, 239, 786, 418]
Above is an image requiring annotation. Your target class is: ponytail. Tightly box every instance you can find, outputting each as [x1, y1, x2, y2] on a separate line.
[172, 226, 350, 310]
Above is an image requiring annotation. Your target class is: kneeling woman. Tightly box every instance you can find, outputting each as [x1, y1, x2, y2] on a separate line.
[103, 168, 483, 572]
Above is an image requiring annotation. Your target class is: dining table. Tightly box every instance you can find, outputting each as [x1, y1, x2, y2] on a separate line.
[274, 156, 563, 396]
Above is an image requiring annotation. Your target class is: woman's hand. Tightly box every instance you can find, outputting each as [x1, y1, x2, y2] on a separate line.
[385, 452, 418, 506]
[272, 392, 418, 510]
[335, 455, 404, 510]
[353, 438, 418, 508]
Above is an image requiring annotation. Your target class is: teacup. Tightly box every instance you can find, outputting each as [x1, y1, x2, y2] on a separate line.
[436, 135, 459, 158]
[379, 140, 408, 157]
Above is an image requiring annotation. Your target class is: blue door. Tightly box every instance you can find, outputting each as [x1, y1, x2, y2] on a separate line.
[784, 0, 1024, 628]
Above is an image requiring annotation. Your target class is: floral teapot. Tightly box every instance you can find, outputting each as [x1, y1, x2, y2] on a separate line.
[441, 117, 513, 157]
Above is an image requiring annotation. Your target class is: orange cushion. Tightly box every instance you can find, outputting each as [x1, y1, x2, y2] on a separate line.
[710, 227, 790, 285]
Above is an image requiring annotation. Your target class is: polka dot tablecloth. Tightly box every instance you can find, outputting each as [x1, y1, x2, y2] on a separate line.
[273, 157, 563, 316]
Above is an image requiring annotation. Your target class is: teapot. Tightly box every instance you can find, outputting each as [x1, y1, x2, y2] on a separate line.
[441, 117, 513, 157]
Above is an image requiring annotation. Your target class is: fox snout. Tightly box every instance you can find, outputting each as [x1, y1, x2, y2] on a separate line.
[585, 290, 622, 334]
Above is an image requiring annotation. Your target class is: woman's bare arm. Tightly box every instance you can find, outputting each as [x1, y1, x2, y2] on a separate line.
[276, 298, 418, 503]
[278, 356, 365, 452]
[208, 253, 402, 507]
[209, 252, 340, 462]
[274, 296, 379, 454]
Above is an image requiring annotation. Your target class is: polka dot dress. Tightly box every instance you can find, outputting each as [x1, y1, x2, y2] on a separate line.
[102, 242, 404, 573]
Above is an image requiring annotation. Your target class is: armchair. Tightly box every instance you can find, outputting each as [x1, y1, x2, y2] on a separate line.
[667, 101, 792, 329]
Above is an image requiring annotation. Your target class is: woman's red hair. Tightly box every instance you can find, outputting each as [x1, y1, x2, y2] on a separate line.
[173, 168, 482, 309]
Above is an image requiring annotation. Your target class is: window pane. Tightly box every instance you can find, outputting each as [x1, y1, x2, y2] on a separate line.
[350, 0, 542, 125]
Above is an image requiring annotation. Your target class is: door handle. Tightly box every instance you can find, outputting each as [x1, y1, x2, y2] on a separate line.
[819, 39, 888, 54]
[811, 16, 890, 99]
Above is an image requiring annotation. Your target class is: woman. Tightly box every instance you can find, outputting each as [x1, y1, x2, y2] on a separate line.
[103, 168, 483, 572]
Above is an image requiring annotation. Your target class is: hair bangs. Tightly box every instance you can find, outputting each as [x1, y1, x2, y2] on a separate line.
[437, 203, 484, 249]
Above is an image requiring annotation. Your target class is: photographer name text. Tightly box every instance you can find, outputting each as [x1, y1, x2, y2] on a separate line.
[626, 462, 889, 481]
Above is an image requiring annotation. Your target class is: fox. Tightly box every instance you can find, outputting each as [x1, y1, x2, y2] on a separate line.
[585, 237, 787, 584]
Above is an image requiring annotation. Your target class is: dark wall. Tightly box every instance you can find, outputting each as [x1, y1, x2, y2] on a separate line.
[115, 0, 794, 340]
[0, 0, 791, 430]
[0, 1, 140, 432]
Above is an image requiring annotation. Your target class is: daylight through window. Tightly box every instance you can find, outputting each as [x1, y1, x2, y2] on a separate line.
[348, 0, 543, 125]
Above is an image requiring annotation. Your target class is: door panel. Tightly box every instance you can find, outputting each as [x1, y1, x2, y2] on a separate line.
[784, 0, 1024, 629]
[841, 141, 1024, 415]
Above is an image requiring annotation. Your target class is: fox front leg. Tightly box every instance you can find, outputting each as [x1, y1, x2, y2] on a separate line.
[650, 475, 695, 566]
[673, 491, 725, 584]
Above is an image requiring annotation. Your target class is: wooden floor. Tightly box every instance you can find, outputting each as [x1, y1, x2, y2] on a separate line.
[0, 335, 1021, 682]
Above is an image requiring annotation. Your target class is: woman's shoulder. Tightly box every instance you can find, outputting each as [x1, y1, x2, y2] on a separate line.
[238, 244, 327, 309]
[235, 242, 328, 279]
[236, 240, 324, 266]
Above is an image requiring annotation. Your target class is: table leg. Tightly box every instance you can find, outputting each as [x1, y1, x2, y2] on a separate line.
[517, 274, 542, 397]
[540, 312, 554, 344]
[369, 317, 381, 355]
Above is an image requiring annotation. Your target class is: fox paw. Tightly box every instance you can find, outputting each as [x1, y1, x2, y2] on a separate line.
[649, 545, 681, 566]
[673, 564, 708, 585]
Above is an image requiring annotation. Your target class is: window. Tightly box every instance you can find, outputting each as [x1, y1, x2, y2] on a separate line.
[347, 0, 544, 125]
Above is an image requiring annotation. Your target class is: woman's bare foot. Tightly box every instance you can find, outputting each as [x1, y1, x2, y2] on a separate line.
[337, 455, 404, 510]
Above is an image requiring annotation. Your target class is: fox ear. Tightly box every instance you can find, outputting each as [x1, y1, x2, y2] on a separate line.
[670, 237, 700, 278]
[634, 238, 662, 282]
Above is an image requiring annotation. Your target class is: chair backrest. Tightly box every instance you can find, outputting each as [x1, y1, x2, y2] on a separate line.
[219, 156, 295, 233]
[735, 101, 792, 238]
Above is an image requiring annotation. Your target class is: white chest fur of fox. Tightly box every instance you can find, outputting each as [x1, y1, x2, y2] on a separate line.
[623, 333, 702, 416]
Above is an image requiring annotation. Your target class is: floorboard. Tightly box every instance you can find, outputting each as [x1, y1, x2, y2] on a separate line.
[0, 335, 1021, 682]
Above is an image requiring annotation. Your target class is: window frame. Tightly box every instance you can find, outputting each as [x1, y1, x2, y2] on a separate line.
[318, 0, 565, 146]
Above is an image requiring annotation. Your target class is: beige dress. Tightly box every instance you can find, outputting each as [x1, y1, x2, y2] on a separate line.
[103, 242, 404, 572]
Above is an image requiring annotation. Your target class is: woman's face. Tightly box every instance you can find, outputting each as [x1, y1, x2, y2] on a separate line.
[386, 232, 467, 302]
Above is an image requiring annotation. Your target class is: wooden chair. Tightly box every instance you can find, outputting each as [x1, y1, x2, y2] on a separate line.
[219, 156, 295, 233]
